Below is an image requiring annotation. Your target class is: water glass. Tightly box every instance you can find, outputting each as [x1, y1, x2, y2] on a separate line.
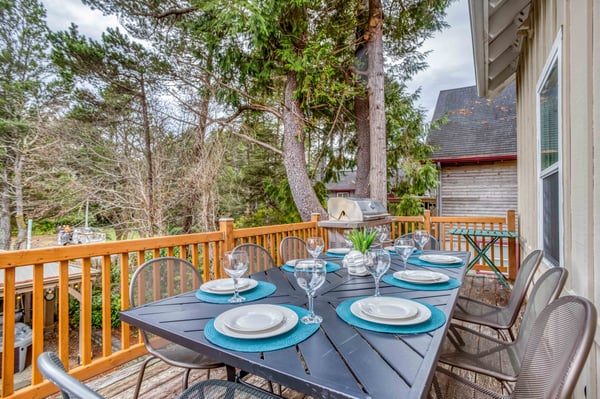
[294, 259, 327, 324]
[222, 250, 249, 303]
[363, 249, 391, 296]
[375, 225, 390, 245]
[306, 237, 325, 259]
[413, 230, 430, 251]
[394, 238, 415, 271]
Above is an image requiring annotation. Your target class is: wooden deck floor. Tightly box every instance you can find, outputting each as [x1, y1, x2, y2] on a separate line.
[74, 273, 513, 399]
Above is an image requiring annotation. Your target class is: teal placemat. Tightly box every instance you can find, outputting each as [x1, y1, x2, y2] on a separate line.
[204, 305, 319, 352]
[385, 248, 422, 255]
[281, 262, 341, 273]
[381, 274, 461, 291]
[407, 257, 464, 268]
[195, 281, 276, 304]
[325, 251, 346, 258]
[336, 296, 446, 334]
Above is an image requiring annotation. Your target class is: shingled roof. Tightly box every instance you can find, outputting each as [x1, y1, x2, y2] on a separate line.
[428, 83, 516, 163]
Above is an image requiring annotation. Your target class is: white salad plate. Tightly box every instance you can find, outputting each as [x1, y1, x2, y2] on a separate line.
[350, 297, 431, 325]
[285, 259, 300, 267]
[200, 278, 258, 294]
[214, 304, 298, 339]
[327, 248, 351, 255]
[418, 254, 462, 264]
[393, 270, 450, 284]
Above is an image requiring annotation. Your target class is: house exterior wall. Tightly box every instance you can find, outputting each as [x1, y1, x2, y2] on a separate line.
[438, 161, 517, 216]
[516, 0, 599, 397]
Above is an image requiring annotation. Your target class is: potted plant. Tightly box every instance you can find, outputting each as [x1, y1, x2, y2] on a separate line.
[342, 228, 378, 275]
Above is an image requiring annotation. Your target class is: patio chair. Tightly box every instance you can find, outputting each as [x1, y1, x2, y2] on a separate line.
[439, 267, 568, 389]
[37, 352, 280, 399]
[431, 295, 597, 399]
[396, 232, 440, 250]
[129, 257, 223, 399]
[232, 243, 276, 273]
[37, 351, 106, 399]
[179, 379, 284, 399]
[279, 236, 309, 264]
[452, 249, 543, 340]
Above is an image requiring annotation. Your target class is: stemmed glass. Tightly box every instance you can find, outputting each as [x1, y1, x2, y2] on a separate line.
[294, 259, 327, 324]
[363, 249, 391, 297]
[376, 225, 390, 245]
[394, 238, 415, 271]
[306, 237, 325, 259]
[413, 230, 430, 252]
[222, 250, 249, 303]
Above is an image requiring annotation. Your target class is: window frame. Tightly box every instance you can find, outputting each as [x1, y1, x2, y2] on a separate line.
[536, 30, 563, 267]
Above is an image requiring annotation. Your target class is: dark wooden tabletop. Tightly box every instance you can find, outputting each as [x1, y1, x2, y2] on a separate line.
[120, 250, 469, 399]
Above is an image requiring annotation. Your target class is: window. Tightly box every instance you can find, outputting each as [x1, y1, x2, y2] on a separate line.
[537, 33, 561, 266]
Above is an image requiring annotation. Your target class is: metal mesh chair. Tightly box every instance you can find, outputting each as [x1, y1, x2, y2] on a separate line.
[37, 352, 106, 399]
[179, 379, 283, 399]
[452, 249, 543, 340]
[129, 257, 223, 399]
[232, 243, 276, 273]
[431, 295, 597, 399]
[439, 267, 568, 388]
[396, 232, 440, 250]
[279, 236, 309, 264]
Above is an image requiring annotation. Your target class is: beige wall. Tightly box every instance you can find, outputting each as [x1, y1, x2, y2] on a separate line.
[516, 0, 599, 397]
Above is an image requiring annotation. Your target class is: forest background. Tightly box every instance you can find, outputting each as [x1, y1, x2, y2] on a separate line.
[0, 0, 451, 251]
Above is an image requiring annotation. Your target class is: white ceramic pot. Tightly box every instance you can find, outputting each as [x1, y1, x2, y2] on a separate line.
[342, 250, 369, 276]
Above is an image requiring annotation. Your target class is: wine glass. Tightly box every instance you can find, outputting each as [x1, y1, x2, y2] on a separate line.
[376, 225, 390, 245]
[294, 259, 327, 324]
[394, 238, 415, 271]
[222, 250, 249, 303]
[413, 230, 430, 251]
[363, 249, 391, 297]
[306, 237, 325, 259]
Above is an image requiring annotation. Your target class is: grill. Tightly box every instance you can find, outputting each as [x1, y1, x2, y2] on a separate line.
[326, 197, 389, 222]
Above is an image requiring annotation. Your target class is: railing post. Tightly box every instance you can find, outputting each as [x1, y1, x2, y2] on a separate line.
[507, 210, 517, 280]
[219, 218, 235, 279]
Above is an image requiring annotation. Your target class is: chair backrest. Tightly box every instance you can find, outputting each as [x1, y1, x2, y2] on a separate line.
[504, 250, 544, 321]
[512, 296, 597, 399]
[232, 243, 275, 273]
[396, 232, 439, 250]
[37, 352, 106, 399]
[129, 257, 203, 308]
[514, 267, 568, 354]
[279, 236, 309, 264]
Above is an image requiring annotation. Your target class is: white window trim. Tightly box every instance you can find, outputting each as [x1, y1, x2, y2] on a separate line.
[536, 29, 563, 267]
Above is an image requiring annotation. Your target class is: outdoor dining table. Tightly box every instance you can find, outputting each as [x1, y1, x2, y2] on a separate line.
[119, 250, 469, 399]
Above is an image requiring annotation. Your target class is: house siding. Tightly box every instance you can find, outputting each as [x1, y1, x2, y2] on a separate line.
[517, 0, 599, 397]
[439, 161, 517, 216]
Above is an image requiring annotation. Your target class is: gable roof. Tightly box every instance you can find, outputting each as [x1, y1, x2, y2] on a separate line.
[428, 83, 516, 164]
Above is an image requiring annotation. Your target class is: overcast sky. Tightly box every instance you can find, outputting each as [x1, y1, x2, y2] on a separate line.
[41, 0, 475, 122]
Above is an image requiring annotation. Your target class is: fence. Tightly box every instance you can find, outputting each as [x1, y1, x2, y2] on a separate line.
[0, 210, 516, 399]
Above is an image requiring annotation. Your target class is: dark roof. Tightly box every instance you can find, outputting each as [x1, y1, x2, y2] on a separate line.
[428, 83, 516, 163]
[326, 170, 356, 192]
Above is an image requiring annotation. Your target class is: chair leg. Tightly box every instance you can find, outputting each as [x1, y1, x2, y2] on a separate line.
[133, 355, 155, 399]
[182, 368, 192, 391]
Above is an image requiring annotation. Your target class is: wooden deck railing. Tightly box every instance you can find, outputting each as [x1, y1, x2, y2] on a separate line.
[0, 211, 516, 399]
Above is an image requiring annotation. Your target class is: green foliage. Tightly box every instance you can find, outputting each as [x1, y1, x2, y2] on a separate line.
[345, 228, 378, 254]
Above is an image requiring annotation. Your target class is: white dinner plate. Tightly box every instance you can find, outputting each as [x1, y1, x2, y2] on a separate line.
[327, 248, 350, 255]
[214, 305, 298, 339]
[350, 297, 431, 326]
[223, 306, 284, 332]
[418, 254, 462, 264]
[393, 270, 450, 284]
[356, 296, 418, 320]
[200, 278, 258, 294]
[285, 259, 300, 267]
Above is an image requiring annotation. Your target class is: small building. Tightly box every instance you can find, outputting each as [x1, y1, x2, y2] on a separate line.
[428, 83, 517, 216]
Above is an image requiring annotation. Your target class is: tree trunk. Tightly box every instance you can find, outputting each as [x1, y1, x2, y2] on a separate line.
[282, 71, 326, 221]
[13, 153, 26, 250]
[140, 75, 155, 236]
[0, 177, 11, 250]
[367, 0, 387, 207]
[354, 94, 370, 198]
